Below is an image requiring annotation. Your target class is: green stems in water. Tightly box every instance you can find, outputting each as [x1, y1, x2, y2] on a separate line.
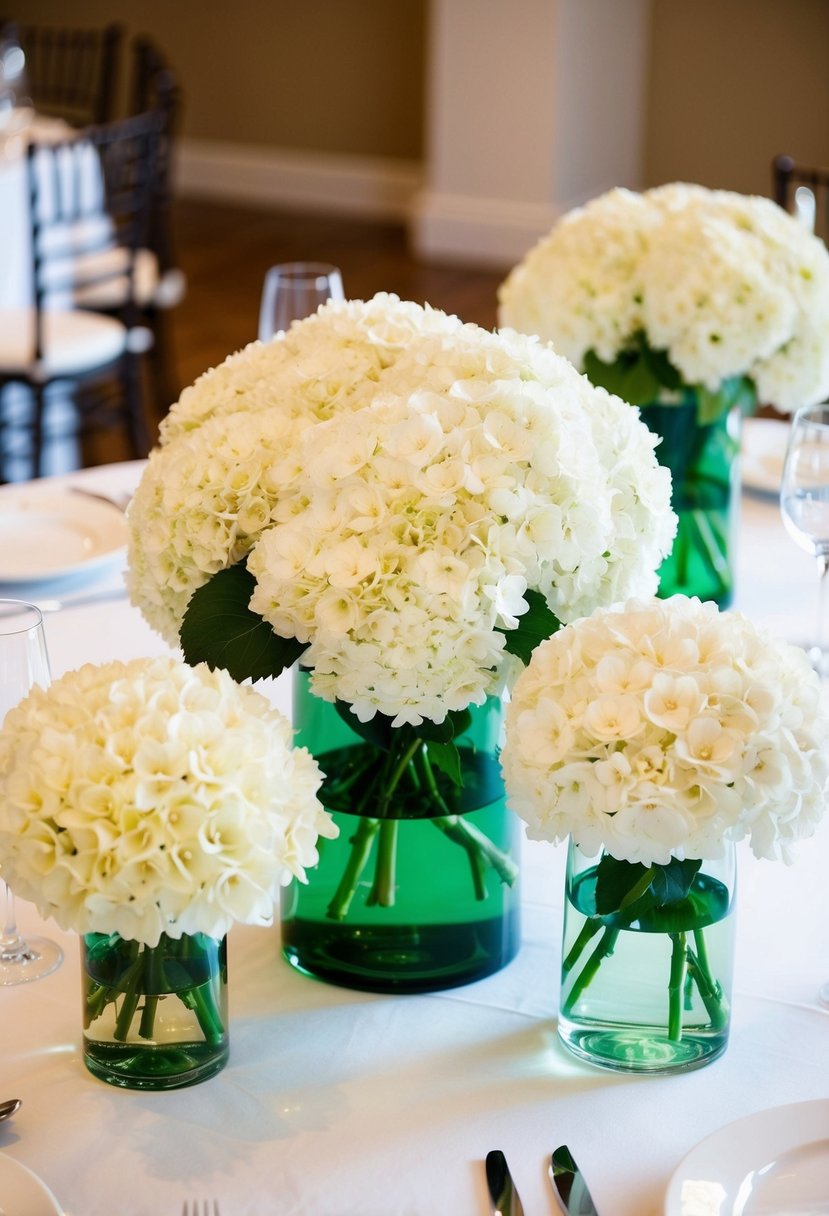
[562, 913, 730, 1041]
[84, 932, 226, 1047]
[322, 731, 517, 923]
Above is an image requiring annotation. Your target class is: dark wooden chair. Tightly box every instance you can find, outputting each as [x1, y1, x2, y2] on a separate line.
[128, 35, 186, 415]
[0, 109, 163, 481]
[773, 153, 829, 242]
[0, 20, 123, 126]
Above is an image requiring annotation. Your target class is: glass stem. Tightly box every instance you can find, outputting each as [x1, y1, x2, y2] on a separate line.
[0, 884, 33, 963]
[816, 552, 829, 674]
[2, 883, 18, 944]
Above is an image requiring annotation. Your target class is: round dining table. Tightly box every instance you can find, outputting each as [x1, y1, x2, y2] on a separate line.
[1, 444, 828, 1216]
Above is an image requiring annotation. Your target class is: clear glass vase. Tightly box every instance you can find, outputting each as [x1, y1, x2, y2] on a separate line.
[558, 840, 736, 1074]
[281, 671, 521, 993]
[82, 931, 228, 1089]
[640, 395, 741, 607]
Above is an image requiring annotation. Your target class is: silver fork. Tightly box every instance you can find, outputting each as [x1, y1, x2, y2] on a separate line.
[182, 1203, 221, 1216]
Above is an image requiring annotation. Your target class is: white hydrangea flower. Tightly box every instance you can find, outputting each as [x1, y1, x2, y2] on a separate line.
[247, 324, 675, 724]
[128, 296, 675, 725]
[128, 295, 467, 638]
[159, 292, 465, 444]
[501, 595, 829, 865]
[498, 183, 829, 410]
[0, 657, 337, 946]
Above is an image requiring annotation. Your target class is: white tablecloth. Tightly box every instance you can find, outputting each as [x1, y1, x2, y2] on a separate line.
[2, 459, 828, 1216]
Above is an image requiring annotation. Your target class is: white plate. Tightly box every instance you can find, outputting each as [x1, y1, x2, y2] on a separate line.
[665, 1098, 829, 1215]
[0, 487, 128, 584]
[741, 416, 791, 498]
[0, 1152, 62, 1216]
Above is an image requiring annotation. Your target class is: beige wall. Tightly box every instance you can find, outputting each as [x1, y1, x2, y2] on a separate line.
[6, 0, 427, 159]
[8, 0, 829, 197]
[645, 0, 829, 195]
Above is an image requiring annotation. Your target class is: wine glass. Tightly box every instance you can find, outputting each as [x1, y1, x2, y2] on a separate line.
[780, 403, 829, 678]
[780, 404, 829, 1009]
[258, 261, 344, 341]
[0, 600, 63, 985]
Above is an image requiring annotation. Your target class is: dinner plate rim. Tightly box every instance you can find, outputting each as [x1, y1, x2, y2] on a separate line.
[0, 1149, 64, 1216]
[0, 485, 128, 585]
[664, 1096, 829, 1215]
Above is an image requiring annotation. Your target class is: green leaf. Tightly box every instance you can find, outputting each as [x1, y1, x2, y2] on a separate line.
[333, 703, 472, 751]
[334, 701, 396, 750]
[642, 343, 683, 392]
[500, 589, 562, 664]
[650, 857, 702, 905]
[584, 349, 638, 398]
[417, 708, 473, 744]
[593, 854, 704, 924]
[584, 338, 682, 406]
[180, 563, 307, 681]
[425, 740, 463, 787]
[593, 855, 651, 916]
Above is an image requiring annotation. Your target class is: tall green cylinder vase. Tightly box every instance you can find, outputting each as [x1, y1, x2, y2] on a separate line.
[82, 930, 228, 1089]
[281, 671, 521, 993]
[557, 839, 736, 1074]
[639, 393, 741, 607]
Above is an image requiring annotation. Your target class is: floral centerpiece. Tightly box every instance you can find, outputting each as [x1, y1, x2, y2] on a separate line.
[126, 293, 676, 992]
[0, 656, 333, 1088]
[501, 594, 829, 1072]
[498, 183, 829, 606]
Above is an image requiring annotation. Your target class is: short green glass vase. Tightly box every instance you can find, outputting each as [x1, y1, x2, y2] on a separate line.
[82, 930, 228, 1089]
[557, 840, 736, 1074]
[639, 394, 741, 607]
[281, 671, 521, 993]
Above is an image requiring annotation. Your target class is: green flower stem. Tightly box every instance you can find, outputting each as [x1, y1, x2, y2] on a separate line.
[668, 932, 688, 1042]
[86, 935, 226, 1049]
[114, 979, 143, 1041]
[435, 816, 487, 899]
[323, 729, 516, 919]
[691, 509, 730, 585]
[561, 924, 620, 1017]
[416, 746, 518, 891]
[329, 749, 380, 797]
[561, 917, 604, 975]
[177, 977, 226, 1046]
[687, 932, 730, 1030]
[366, 820, 399, 907]
[326, 816, 380, 921]
[326, 734, 422, 918]
[138, 934, 167, 1039]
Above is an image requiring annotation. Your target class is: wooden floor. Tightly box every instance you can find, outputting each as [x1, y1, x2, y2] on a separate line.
[172, 198, 504, 394]
[67, 198, 507, 472]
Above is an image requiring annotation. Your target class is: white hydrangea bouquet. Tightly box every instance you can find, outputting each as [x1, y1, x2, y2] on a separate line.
[126, 294, 675, 969]
[498, 183, 829, 413]
[501, 595, 829, 1064]
[498, 184, 829, 608]
[0, 656, 334, 1055]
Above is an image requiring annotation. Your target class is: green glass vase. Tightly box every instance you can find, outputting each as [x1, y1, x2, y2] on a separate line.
[281, 671, 521, 993]
[82, 930, 228, 1089]
[557, 840, 736, 1074]
[640, 394, 741, 607]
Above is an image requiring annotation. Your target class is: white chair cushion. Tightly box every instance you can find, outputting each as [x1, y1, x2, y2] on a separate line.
[46, 248, 187, 311]
[45, 247, 157, 309]
[0, 307, 127, 377]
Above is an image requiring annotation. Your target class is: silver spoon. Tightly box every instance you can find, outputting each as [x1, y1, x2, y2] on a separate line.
[0, 1098, 21, 1122]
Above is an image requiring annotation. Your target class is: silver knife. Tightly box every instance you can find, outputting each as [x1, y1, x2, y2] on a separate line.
[549, 1145, 600, 1215]
[485, 1149, 525, 1216]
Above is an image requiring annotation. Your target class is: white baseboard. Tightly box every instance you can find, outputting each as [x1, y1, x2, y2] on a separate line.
[175, 138, 424, 221]
[174, 140, 614, 268]
[409, 189, 562, 268]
